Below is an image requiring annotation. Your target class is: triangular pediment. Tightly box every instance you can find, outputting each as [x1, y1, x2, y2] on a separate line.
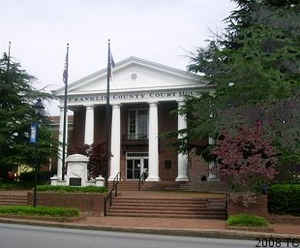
[53, 57, 207, 96]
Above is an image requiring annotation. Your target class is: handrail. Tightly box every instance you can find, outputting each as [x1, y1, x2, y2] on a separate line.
[138, 171, 147, 191]
[225, 192, 229, 219]
[104, 172, 120, 216]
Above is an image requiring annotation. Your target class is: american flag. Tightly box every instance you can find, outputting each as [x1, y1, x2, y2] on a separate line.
[63, 43, 69, 85]
[107, 40, 115, 79]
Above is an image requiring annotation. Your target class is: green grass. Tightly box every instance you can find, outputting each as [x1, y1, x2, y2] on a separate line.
[227, 214, 269, 227]
[37, 185, 108, 193]
[0, 206, 80, 217]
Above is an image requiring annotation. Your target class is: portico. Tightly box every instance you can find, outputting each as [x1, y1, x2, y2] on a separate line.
[53, 57, 209, 182]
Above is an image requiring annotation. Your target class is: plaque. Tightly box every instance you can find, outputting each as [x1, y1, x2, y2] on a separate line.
[69, 178, 81, 186]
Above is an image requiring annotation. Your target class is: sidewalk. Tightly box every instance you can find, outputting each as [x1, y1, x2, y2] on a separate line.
[0, 215, 299, 240]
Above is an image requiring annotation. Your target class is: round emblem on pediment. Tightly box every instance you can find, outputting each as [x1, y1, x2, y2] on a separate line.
[131, 73, 137, 80]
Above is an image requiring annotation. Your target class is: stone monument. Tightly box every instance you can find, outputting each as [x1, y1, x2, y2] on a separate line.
[66, 154, 89, 186]
[51, 154, 104, 187]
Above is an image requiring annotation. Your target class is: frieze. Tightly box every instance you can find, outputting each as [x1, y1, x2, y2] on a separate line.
[66, 89, 201, 105]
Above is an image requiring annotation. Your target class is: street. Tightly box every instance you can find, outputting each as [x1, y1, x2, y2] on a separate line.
[0, 223, 256, 248]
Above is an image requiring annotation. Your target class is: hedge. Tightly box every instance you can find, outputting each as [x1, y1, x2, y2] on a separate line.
[37, 185, 108, 193]
[19, 171, 50, 184]
[268, 184, 300, 216]
[227, 214, 269, 227]
[0, 206, 79, 217]
[0, 181, 34, 190]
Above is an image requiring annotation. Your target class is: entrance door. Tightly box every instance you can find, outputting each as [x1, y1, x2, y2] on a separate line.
[126, 154, 149, 180]
[126, 159, 141, 179]
[142, 158, 148, 177]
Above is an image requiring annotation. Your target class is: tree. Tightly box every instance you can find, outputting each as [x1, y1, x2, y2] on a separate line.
[213, 123, 278, 192]
[68, 142, 109, 179]
[0, 53, 57, 179]
[181, 0, 300, 172]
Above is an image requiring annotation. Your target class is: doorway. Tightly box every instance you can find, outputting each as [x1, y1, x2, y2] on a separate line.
[126, 152, 148, 180]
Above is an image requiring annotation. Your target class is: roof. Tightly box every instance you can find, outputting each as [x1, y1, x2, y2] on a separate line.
[52, 56, 207, 96]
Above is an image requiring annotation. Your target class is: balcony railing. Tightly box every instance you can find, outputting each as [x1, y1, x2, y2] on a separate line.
[127, 133, 148, 140]
[122, 134, 148, 149]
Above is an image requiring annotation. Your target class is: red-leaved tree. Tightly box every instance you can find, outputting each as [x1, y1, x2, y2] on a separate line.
[213, 123, 278, 193]
[68, 142, 108, 180]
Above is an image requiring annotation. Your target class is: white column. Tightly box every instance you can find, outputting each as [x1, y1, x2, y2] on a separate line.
[109, 104, 121, 181]
[57, 106, 68, 179]
[84, 105, 94, 145]
[176, 101, 189, 181]
[146, 102, 160, 181]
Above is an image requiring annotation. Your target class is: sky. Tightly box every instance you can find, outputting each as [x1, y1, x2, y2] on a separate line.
[0, 0, 237, 115]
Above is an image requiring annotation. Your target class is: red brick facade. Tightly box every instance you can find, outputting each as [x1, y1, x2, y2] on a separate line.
[27, 192, 105, 216]
[68, 101, 209, 182]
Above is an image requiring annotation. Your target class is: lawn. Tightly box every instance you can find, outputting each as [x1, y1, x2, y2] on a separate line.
[0, 205, 80, 217]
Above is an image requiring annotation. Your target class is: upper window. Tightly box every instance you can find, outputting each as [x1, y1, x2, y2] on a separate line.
[128, 109, 148, 140]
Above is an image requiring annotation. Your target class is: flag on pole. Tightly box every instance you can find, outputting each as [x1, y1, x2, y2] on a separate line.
[63, 43, 69, 85]
[61, 43, 69, 181]
[107, 39, 115, 80]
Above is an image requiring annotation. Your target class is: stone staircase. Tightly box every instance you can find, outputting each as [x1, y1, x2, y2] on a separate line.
[108, 181, 184, 191]
[107, 195, 226, 219]
[0, 192, 28, 206]
[108, 181, 139, 191]
[165, 181, 228, 193]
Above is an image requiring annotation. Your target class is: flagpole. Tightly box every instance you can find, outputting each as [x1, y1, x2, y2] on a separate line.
[62, 43, 69, 181]
[106, 39, 112, 184]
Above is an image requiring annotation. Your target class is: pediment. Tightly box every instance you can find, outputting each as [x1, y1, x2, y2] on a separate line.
[53, 57, 207, 96]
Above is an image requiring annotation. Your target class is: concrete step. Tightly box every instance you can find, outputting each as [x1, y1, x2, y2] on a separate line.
[114, 198, 225, 203]
[0, 198, 27, 202]
[112, 202, 225, 208]
[111, 202, 210, 208]
[0, 202, 27, 206]
[109, 207, 226, 214]
[0, 194, 28, 206]
[0, 195, 27, 199]
[107, 195, 226, 220]
[107, 212, 226, 219]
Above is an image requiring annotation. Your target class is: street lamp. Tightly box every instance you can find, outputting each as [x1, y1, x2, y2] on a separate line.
[30, 98, 45, 207]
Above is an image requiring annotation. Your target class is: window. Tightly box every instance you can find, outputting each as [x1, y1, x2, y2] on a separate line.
[128, 109, 148, 140]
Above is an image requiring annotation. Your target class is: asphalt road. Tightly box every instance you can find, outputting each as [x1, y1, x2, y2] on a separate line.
[0, 223, 256, 248]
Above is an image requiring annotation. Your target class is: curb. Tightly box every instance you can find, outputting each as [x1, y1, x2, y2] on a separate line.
[0, 217, 299, 241]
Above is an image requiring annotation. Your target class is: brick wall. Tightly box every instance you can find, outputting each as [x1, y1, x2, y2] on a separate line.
[189, 149, 209, 183]
[158, 102, 178, 181]
[94, 105, 108, 144]
[227, 193, 269, 218]
[27, 192, 105, 216]
[71, 107, 85, 148]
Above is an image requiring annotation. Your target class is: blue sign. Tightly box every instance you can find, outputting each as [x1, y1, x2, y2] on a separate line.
[30, 123, 38, 143]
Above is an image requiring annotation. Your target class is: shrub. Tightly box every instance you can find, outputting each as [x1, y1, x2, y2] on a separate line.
[0, 206, 79, 217]
[37, 185, 108, 193]
[0, 180, 35, 190]
[19, 171, 50, 184]
[213, 124, 278, 193]
[227, 214, 269, 227]
[268, 184, 300, 216]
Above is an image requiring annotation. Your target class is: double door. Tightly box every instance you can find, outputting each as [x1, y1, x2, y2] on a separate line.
[126, 157, 148, 180]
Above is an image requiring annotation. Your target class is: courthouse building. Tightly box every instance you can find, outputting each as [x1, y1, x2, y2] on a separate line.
[53, 57, 214, 183]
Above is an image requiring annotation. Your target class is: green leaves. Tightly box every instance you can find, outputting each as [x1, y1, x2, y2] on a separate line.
[0, 53, 57, 175]
[180, 0, 300, 172]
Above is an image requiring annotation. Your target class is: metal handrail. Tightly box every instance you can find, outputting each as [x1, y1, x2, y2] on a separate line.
[138, 171, 147, 191]
[225, 192, 229, 219]
[104, 172, 120, 216]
